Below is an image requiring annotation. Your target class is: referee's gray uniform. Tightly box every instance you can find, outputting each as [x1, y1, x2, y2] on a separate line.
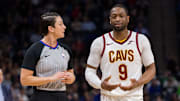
[21, 39, 73, 101]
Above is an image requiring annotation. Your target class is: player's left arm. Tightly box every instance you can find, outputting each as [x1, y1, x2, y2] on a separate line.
[136, 63, 156, 86]
[61, 69, 76, 84]
[120, 35, 156, 90]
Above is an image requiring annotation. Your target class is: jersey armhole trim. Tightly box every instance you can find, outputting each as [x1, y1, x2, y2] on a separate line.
[21, 66, 35, 71]
[86, 64, 97, 69]
[136, 32, 142, 56]
[101, 34, 106, 57]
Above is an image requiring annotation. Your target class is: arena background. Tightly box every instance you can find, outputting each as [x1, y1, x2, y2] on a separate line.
[0, 0, 179, 101]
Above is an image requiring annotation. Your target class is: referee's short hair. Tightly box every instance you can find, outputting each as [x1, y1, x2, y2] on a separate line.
[40, 12, 60, 36]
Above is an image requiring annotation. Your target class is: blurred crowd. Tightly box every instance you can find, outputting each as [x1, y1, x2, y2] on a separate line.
[177, 0, 180, 54]
[0, 0, 180, 101]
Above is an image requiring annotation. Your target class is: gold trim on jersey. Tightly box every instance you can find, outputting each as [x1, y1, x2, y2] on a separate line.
[116, 37, 127, 43]
[109, 31, 132, 44]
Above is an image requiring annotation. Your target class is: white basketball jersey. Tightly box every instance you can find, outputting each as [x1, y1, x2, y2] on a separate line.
[100, 30, 143, 97]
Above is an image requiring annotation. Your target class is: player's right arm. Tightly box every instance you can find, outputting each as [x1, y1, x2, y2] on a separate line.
[85, 37, 102, 89]
[20, 42, 65, 86]
[85, 36, 119, 90]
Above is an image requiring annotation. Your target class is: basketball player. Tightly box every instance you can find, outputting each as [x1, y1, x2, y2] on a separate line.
[20, 12, 75, 101]
[85, 4, 156, 101]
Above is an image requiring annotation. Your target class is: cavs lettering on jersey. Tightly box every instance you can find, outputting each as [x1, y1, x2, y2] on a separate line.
[101, 30, 143, 96]
[87, 30, 154, 97]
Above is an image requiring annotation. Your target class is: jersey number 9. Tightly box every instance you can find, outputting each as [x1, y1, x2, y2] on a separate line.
[119, 64, 127, 80]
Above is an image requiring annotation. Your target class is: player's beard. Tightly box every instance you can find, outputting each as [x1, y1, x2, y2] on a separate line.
[112, 24, 127, 32]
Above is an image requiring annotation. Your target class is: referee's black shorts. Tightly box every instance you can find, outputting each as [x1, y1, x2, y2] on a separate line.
[30, 90, 68, 101]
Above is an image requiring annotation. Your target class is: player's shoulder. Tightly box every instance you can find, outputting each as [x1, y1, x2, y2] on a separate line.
[92, 35, 102, 45]
[131, 30, 145, 37]
[133, 31, 149, 42]
[92, 32, 109, 43]
[138, 33, 147, 38]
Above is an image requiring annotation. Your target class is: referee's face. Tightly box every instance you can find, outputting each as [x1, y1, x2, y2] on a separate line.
[53, 16, 66, 39]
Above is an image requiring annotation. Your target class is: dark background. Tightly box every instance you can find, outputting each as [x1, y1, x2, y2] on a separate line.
[0, 0, 180, 101]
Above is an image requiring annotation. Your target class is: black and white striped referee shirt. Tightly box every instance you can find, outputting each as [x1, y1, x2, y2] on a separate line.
[21, 40, 73, 91]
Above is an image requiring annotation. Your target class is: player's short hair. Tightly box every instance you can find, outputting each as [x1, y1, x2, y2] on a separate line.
[40, 12, 60, 36]
[110, 4, 128, 15]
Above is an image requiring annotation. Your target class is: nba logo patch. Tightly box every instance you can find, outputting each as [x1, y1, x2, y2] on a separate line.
[62, 53, 65, 58]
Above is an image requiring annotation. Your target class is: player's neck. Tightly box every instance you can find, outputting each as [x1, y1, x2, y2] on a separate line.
[41, 34, 57, 47]
[113, 29, 129, 41]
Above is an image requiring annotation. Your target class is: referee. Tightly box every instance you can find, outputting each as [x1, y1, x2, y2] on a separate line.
[20, 12, 75, 101]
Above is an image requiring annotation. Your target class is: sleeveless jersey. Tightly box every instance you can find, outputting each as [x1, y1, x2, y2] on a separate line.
[87, 30, 154, 97]
[100, 31, 143, 96]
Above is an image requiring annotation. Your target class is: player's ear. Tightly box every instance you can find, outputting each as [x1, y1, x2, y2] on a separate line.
[109, 19, 112, 24]
[109, 16, 112, 24]
[48, 26, 54, 33]
[127, 16, 130, 23]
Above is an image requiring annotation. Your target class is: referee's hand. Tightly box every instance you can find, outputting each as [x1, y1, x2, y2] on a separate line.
[51, 72, 65, 81]
[101, 76, 120, 91]
[61, 71, 75, 84]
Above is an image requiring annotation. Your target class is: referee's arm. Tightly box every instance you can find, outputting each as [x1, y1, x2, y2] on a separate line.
[20, 68, 66, 86]
[20, 43, 66, 86]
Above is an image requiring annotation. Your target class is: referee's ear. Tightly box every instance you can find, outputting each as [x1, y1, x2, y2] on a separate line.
[48, 26, 55, 33]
